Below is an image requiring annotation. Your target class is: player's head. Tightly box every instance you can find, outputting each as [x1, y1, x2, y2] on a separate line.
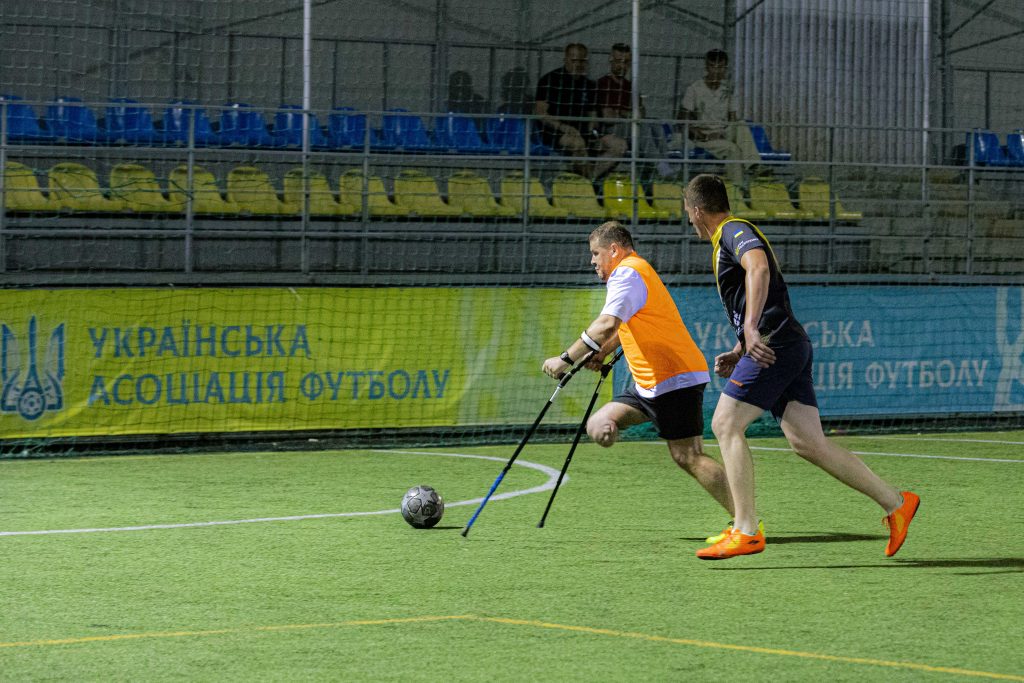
[589, 221, 634, 281]
[609, 43, 631, 78]
[704, 48, 729, 84]
[564, 43, 589, 76]
[684, 174, 730, 240]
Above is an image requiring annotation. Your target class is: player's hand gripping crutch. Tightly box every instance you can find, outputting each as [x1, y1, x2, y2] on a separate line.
[537, 348, 624, 528]
[460, 350, 596, 538]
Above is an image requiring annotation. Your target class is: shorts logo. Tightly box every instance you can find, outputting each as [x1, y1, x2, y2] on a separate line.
[1, 316, 66, 421]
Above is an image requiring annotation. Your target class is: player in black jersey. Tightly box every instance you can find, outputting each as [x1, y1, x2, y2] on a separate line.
[683, 173, 920, 560]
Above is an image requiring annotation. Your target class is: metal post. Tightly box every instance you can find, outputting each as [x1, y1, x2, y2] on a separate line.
[184, 104, 195, 274]
[521, 117, 532, 274]
[630, 0, 640, 228]
[0, 102, 7, 274]
[301, 0, 312, 275]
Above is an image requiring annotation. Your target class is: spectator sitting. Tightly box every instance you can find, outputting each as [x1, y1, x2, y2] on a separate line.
[596, 42, 670, 169]
[535, 43, 627, 180]
[497, 67, 534, 116]
[447, 71, 488, 116]
[674, 48, 761, 185]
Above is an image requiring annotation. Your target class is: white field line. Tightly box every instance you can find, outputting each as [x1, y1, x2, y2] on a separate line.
[884, 435, 1024, 446]
[667, 442, 1023, 463]
[0, 450, 560, 537]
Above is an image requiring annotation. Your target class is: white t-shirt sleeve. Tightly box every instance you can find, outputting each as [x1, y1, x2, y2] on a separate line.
[600, 267, 647, 323]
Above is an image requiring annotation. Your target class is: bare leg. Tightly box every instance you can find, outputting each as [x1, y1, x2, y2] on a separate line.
[667, 436, 734, 515]
[780, 401, 902, 513]
[586, 401, 646, 447]
[710, 394, 766, 535]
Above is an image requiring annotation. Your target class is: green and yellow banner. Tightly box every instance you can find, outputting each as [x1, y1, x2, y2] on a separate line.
[0, 287, 607, 439]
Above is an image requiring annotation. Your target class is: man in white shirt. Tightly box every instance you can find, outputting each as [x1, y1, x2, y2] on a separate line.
[674, 49, 761, 185]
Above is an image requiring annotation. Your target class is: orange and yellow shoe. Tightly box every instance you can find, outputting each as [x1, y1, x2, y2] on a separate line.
[696, 526, 765, 560]
[705, 519, 765, 544]
[883, 491, 920, 557]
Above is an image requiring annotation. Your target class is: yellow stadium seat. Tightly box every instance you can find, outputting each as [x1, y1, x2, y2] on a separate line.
[109, 163, 176, 213]
[283, 168, 358, 216]
[552, 172, 605, 219]
[3, 161, 55, 212]
[797, 177, 863, 221]
[446, 171, 516, 217]
[724, 180, 769, 221]
[602, 173, 669, 220]
[498, 172, 568, 218]
[393, 169, 461, 217]
[749, 179, 814, 220]
[227, 166, 294, 215]
[650, 182, 683, 219]
[167, 165, 240, 214]
[48, 162, 124, 212]
[338, 169, 409, 217]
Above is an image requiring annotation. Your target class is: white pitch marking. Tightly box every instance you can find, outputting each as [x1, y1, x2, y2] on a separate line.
[637, 441, 1024, 463]
[884, 435, 1024, 446]
[0, 450, 562, 537]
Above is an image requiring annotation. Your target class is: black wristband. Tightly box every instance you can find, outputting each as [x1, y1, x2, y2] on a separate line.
[559, 351, 572, 365]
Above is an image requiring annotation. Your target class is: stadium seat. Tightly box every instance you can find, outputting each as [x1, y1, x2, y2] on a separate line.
[109, 163, 176, 212]
[45, 97, 102, 143]
[3, 161, 55, 211]
[1007, 132, 1024, 166]
[434, 114, 498, 154]
[161, 102, 221, 146]
[446, 171, 516, 217]
[271, 105, 330, 149]
[47, 162, 124, 212]
[748, 179, 812, 220]
[797, 177, 863, 222]
[103, 99, 160, 144]
[393, 169, 461, 216]
[552, 172, 605, 219]
[381, 109, 444, 153]
[498, 171, 568, 218]
[969, 130, 1014, 167]
[226, 166, 294, 215]
[0, 95, 53, 142]
[167, 165, 239, 214]
[723, 180, 768, 221]
[282, 168, 358, 216]
[650, 182, 683, 219]
[327, 107, 386, 150]
[218, 103, 275, 148]
[337, 169, 409, 216]
[484, 115, 552, 156]
[748, 123, 792, 162]
[602, 173, 670, 220]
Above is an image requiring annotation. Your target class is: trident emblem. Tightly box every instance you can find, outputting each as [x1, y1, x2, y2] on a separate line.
[1, 316, 65, 420]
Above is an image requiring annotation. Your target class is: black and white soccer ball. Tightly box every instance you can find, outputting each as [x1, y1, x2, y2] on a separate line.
[401, 485, 444, 529]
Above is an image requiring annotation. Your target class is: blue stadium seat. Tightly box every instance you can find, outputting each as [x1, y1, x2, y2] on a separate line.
[161, 102, 221, 146]
[1007, 132, 1024, 167]
[969, 130, 1013, 167]
[483, 115, 552, 156]
[271, 105, 329, 149]
[433, 113, 499, 154]
[0, 94, 53, 142]
[103, 98, 160, 144]
[218, 103, 275, 148]
[748, 123, 792, 162]
[658, 122, 712, 159]
[45, 97, 102, 143]
[380, 109, 445, 152]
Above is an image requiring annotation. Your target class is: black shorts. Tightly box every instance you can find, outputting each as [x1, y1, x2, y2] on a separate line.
[613, 383, 707, 440]
[723, 339, 818, 420]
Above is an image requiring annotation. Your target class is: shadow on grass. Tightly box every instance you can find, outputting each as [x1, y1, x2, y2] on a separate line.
[681, 532, 885, 544]
[710, 557, 1024, 574]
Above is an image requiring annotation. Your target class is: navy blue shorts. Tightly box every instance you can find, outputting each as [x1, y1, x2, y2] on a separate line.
[722, 339, 818, 420]
[612, 383, 707, 440]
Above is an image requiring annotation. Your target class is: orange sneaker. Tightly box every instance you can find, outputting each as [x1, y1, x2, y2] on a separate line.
[883, 491, 920, 557]
[696, 527, 765, 560]
[705, 519, 765, 544]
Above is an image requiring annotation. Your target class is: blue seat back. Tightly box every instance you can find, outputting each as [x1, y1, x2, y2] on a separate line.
[219, 103, 274, 147]
[1007, 132, 1024, 166]
[485, 115, 526, 153]
[162, 102, 220, 145]
[434, 113, 486, 152]
[748, 123, 792, 161]
[381, 109, 434, 150]
[46, 97, 100, 143]
[328, 107, 368, 148]
[969, 130, 1011, 166]
[0, 94, 50, 141]
[104, 98, 158, 143]
[272, 105, 328, 148]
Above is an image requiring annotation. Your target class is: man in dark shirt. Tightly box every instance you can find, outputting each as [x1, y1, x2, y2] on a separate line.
[535, 43, 626, 179]
[683, 173, 920, 561]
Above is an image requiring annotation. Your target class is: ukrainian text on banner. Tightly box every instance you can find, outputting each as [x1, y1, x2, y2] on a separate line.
[651, 285, 1023, 418]
[0, 288, 605, 439]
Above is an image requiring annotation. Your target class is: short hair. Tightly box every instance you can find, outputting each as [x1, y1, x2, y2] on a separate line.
[684, 174, 730, 214]
[611, 43, 630, 54]
[706, 48, 728, 64]
[589, 221, 634, 250]
[565, 43, 588, 55]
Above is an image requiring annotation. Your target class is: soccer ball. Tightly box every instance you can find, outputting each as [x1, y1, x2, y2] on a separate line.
[401, 485, 444, 529]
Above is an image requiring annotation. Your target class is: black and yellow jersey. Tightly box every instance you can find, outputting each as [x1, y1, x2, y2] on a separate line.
[711, 217, 808, 347]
